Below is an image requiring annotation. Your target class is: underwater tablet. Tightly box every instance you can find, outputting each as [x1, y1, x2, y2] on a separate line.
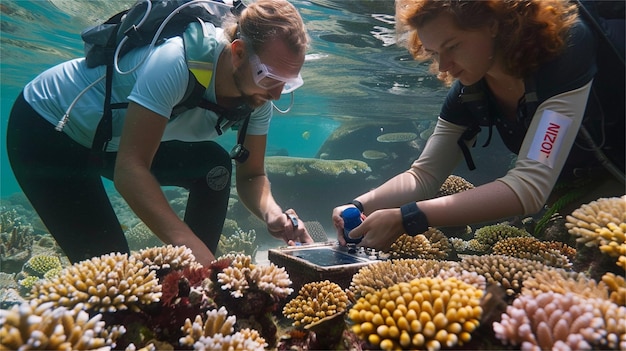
[286, 246, 368, 266]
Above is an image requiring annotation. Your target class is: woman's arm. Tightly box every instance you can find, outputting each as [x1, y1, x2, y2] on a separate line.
[114, 102, 216, 265]
[235, 133, 313, 245]
[345, 84, 591, 250]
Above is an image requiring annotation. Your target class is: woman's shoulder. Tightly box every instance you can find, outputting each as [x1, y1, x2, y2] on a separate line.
[534, 20, 598, 98]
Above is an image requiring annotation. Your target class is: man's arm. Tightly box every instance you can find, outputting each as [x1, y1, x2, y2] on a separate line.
[115, 102, 216, 265]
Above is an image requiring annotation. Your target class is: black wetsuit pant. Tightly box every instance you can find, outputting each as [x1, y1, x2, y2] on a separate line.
[6, 92, 232, 263]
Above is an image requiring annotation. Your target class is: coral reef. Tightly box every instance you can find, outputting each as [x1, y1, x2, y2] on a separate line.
[491, 237, 572, 269]
[389, 228, 451, 260]
[132, 244, 199, 272]
[216, 253, 293, 300]
[2, 192, 625, 351]
[0, 301, 126, 350]
[376, 132, 417, 143]
[602, 272, 626, 306]
[494, 291, 625, 350]
[348, 277, 483, 351]
[435, 175, 474, 198]
[0, 208, 36, 274]
[124, 222, 163, 251]
[216, 227, 258, 259]
[282, 280, 350, 349]
[349, 259, 459, 299]
[214, 253, 293, 348]
[178, 305, 266, 350]
[22, 254, 62, 277]
[283, 280, 349, 328]
[265, 156, 371, 177]
[471, 223, 532, 252]
[30, 252, 162, 313]
[362, 149, 388, 160]
[566, 195, 626, 270]
[459, 254, 567, 296]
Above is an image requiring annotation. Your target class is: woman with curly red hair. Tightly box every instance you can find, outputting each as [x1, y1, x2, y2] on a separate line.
[332, 0, 624, 250]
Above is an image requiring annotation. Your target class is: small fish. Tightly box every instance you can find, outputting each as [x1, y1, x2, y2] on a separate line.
[301, 131, 310, 140]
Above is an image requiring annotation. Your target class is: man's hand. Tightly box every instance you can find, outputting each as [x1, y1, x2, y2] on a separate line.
[267, 209, 314, 245]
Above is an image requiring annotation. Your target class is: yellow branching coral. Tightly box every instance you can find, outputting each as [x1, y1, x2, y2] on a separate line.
[602, 272, 626, 306]
[566, 196, 626, 269]
[348, 277, 483, 351]
[493, 291, 626, 350]
[23, 255, 62, 277]
[30, 253, 162, 312]
[492, 237, 571, 269]
[598, 223, 626, 269]
[435, 175, 474, 198]
[389, 234, 435, 259]
[0, 301, 125, 350]
[283, 280, 349, 328]
[132, 244, 198, 271]
[349, 259, 459, 298]
[390, 229, 451, 260]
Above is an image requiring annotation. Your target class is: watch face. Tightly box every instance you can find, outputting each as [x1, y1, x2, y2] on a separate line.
[206, 165, 230, 191]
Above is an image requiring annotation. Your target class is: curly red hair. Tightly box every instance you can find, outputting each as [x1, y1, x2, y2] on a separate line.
[395, 0, 579, 85]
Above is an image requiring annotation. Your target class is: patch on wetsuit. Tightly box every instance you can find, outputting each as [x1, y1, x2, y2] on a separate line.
[527, 109, 572, 168]
[206, 166, 230, 191]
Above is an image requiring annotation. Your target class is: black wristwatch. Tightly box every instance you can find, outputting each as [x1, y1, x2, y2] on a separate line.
[400, 202, 429, 236]
[349, 199, 364, 213]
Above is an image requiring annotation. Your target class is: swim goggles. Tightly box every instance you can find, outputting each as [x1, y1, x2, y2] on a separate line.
[249, 53, 304, 94]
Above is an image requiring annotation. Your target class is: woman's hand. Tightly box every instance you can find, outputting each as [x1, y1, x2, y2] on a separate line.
[345, 208, 405, 251]
[267, 209, 314, 246]
[332, 204, 354, 246]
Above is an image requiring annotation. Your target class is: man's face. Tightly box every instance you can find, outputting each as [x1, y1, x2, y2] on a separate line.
[234, 38, 305, 108]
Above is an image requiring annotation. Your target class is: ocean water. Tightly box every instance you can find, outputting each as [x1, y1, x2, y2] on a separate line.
[0, 0, 513, 204]
[0, 0, 511, 219]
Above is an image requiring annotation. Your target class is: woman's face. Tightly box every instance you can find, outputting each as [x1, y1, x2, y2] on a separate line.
[418, 13, 495, 86]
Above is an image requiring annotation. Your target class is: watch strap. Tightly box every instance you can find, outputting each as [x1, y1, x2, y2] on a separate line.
[400, 202, 429, 236]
